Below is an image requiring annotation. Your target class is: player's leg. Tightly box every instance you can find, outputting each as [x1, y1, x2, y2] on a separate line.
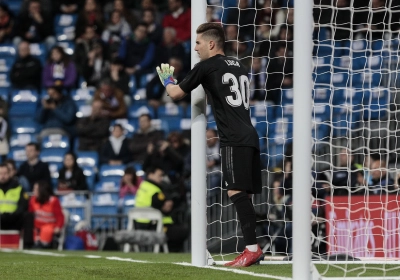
[221, 146, 263, 267]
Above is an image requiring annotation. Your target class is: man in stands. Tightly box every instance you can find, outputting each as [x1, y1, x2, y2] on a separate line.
[130, 113, 164, 164]
[10, 41, 42, 91]
[0, 163, 28, 230]
[93, 78, 127, 119]
[76, 100, 110, 152]
[17, 142, 51, 192]
[369, 158, 395, 194]
[162, 0, 191, 43]
[135, 166, 188, 252]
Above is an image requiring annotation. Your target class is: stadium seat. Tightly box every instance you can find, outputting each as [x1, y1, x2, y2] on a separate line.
[40, 149, 67, 188]
[312, 104, 331, 142]
[334, 40, 351, 56]
[157, 103, 185, 119]
[95, 178, 120, 193]
[351, 39, 369, 58]
[99, 164, 126, 181]
[250, 101, 275, 123]
[363, 87, 389, 120]
[150, 118, 169, 134]
[0, 44, 16, 58]
[29, 43, 47, 64]
[57, 41, 76, 55]
[10, 118, 40, 135]
[75, 101, 92, 118]
[7, 0, 23, 16]
[10, 134, 36, 148]
[82, 166, 96, 190]
[8, 147, 27, 168]
[71, 88, 94, 102]
[280, 88, 294, 105]
[312, 87, 331, 104]
[76, 151, 99, 170]
[313, 56, 332, 85]
[313, 39, 334, 57]
[59, 192, 87, 225]
[0, 73, 11, 88]
[122, 194, 135, 215]
[128, 103, 155, 119]
[0, 57, 14, 73]
[41, 134, 70, 151]
[54, 14, 78, 29]
[92, 192, 119, 215]
[9, 89, 39, 118]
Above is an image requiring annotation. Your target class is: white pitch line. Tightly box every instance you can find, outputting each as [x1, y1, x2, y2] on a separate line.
[84, 255, 102, 259]
[174, 262, 291, 280]
[106, 256, 150, 263]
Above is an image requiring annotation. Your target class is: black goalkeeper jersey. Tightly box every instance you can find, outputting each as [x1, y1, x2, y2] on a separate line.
[179, 54, 259, 149]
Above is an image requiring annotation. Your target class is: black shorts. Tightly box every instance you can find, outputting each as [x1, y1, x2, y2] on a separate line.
[221, 146, 262, 194]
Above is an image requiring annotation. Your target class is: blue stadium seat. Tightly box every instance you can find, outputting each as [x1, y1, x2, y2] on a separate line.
[0, 88, 8, 102]
[9, 89, 39, 117]
[8, 147, 27, 168]
[95, 178, 120, 193]
[334, 40, 351, 56]
[0, 57, 14, 73]
[71, 88, 94, 102]
[99, 164, 126, 181]
[122, 194, 135, 214]
[363, 87, 389, 120]
[10, 118, 40, 134]
[250, 101, 275, 122]
[41, 134, 70, 151]
[157, 103, 185, 119]
[150, 118, 169, 134]
[111, 118, 136, 137]
[92, 193, 119, 215]
[351, 39, 369, 58]
[82, 166, 96, 190]
[59, 192, 88, 226]
[0, 73, 11, 88]
[331, 70, 349, 88]
[75, 101, 92, 118]
[313, 87, 331, 104]
[0, 44, 16, 58]
[313, 39, 334, 57]
[128, 103, 155, 119]
[313, 56, 332, 85]
[54, 14, 78, 28]
[57, 41, 76, 55]
[76, 151, 99, 170]
[40, 149, 67, 188]
[29, 43, 47, 64]
[312, 104, 331, 141]
[280, 88, 294, 105]
[165, 117, 183, 132]
[10, 134, 36, 148]
[54, 14, 77, 42]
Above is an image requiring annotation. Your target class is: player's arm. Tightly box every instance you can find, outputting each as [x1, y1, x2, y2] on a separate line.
[165, 84, 186, 100]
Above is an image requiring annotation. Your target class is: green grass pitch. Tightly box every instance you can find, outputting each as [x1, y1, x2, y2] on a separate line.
[1, 250, 400, 279]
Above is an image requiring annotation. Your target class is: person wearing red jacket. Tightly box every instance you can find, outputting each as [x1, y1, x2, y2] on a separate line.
[162, 0, 191, 43]
[29, 180, 64, 248]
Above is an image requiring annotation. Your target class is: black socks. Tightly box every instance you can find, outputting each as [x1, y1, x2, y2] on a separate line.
[230, 192, 257, 245]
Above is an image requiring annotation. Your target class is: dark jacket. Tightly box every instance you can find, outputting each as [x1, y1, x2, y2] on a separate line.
[100, 137, 131, 165]
[130, 128, 164, 163]
[118, 36, 155, 70]
[58, 166, 88, 191]
[76, 116, 110, 152]
[17, 160, 51, 191]
[10, 55, 42, 90]
[0, 179, 28, 230]
[35, 96, 77, 136]
[13, 11, 54, 42]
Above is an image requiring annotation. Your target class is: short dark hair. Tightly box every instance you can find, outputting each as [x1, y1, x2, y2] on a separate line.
[145, 165, 164, 175]
[26, 142, 40, 151]
[0, 163, 9, 170]
[139, 113, 151, 121]
[196, 23, 225, 50]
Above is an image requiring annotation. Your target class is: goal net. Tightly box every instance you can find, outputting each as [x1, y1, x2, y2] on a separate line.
[204, 0, 400, 278]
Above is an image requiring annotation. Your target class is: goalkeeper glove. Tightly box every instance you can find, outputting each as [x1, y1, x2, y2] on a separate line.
[156, 63, 177, 87]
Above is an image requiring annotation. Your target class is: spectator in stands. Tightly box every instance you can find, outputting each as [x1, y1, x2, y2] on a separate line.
[35, 86, 77, 139]
[93, 78, 127, 119]
[76, 100, 110, 152]
[0, 116, 8, 161]
[206, 5, 220, 23]
[29, 180, 64, 248]
[0, 3, 14, 43]
[143, 131, 188, 185]
[100, 124, 131, 165]
[329, 148, 359, 195]
[130, 113, 164, 163]
[17, 142, 51, 191]
[104, 0, 137, 29]
[55, 0, 82, 14]
[119, 166, 143, 198]
[135, 165, 189, 252]
[316, 0, 351, 40]
[147, 57, 187, 108]
[256, 0, 278, 35]
[225, 25, 238, 42]
[0, 163, 29, 230]
[74, 25, 101, 77]
[225, 37, 253, 69]
[162, 0, 191, 43]
[82, 39, 109, 87]
[10, 41, 42, 91]
[266, 43, 293, 91]
[369, 158, 395, 194]
[249, 57, 268, 103]
[226, 0, 256, 40]
[119, 22, 155, 76]
[42, 46, 77, 90]
[133, 0, 162, 23]
[13, 0, 55, 49]
[142, 8, 163, 45]
[75, 0, 104, 39]
[206, 129, 221, 192]
[4, 159, 30, 192]
[19, 0, 54, 18]
[354, 0, 388, 41]
[154, 27, 186, 69]
[102, 57, 130, 98]
[57, 152, 88, 192]
[101, 10, 132, 59]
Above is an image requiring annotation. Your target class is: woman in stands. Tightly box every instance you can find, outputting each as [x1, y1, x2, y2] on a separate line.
[42, 45, 77, 90]
[119, 166, 142, 198]
[29, 180, 64, 248]
[58, 152, 88, 192]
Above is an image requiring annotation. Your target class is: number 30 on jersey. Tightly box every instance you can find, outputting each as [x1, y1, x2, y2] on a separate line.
[222, 73, 250, 110]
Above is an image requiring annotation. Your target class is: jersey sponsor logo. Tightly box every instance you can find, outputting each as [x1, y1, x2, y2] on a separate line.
[222, 73, 250, 110]
[224, 60, 240, 67]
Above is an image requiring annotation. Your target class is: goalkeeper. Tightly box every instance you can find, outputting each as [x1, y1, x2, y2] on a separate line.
[156, 22, 263, 267]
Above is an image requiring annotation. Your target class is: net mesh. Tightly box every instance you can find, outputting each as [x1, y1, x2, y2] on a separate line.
[205, 0, 400, 277]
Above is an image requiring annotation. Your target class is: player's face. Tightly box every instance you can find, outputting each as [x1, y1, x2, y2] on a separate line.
[195, 34, 209, 61]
